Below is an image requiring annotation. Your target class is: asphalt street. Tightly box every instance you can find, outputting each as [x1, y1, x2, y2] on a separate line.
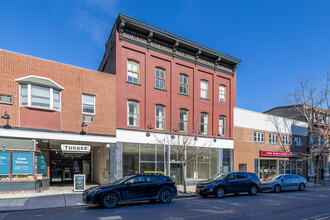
[1, 186, 330, 220]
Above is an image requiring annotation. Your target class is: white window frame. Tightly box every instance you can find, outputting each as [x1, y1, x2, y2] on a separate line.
[127, 60, 139, 84]
[254, 132, 264, 143]
[200, 113, 208, 135]
[219, 85, 226, 102]
[19, 84, 61, 111]
[295, 136, 302, 147]
[179, 74, 189, 95]
[200, 80, 209, 99]
[180, 109, 188, 132]
[155, 68, 166, 90]
[269, 133, 278, 144]
[155, 105, 165, 130]
[127, 100, 139, 127]
[82, 94, 96, 115]
[219, 116, 226, 137]
[282, 135, 292, 145]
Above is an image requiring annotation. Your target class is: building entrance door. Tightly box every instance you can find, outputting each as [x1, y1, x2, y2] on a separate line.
[170, 163, 182, 185]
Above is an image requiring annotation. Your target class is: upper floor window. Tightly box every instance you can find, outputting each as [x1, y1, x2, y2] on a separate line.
[318, 113, 323, 122]
[282, 135, 291, 145]
[155, 105, 165, 130]
[127, 60, 139, 84]
[219, 85, 226, 102]
[200, 80, 209, 99]
[200, 113, 208, 135]
[179, 74, 188, 95]
[326, 116, 330, 124]
[219, 116, 226, 136]
[254, 132, 264, 143]
[180, 109, 188, 132]
[20, 84, 61, 110]
[155, 68, 166, 90]
[269, 133, 278, 144]
[128, 100, 139, 127]
[82, 94, 95, 114]
[295, 137, 302, 147]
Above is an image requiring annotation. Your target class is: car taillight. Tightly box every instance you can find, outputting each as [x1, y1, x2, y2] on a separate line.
[171, 181, 176, 185]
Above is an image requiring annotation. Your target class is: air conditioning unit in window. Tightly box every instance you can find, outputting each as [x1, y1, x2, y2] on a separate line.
[0, 95, 13, 104]
[220, 98, 225, 102]
[83, 116, 94, 123]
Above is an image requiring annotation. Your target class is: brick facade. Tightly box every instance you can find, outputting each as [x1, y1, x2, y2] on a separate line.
[0, 49, 116, 136]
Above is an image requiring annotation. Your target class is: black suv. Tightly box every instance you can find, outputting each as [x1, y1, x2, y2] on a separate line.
[196, 172, 261, 198]
[83, 174, 177, 208]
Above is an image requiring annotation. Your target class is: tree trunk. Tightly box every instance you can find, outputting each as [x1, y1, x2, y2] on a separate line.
[182, 163, 187, 194]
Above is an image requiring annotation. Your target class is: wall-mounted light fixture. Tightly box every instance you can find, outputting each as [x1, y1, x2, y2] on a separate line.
[80, 122, 88, 135]
[1, 111, 11, 129]
[213, 133, 219, 142]
[146, 124, 154, 137]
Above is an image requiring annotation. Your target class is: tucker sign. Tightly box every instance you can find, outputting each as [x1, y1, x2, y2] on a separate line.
[61, 144, 91, 153]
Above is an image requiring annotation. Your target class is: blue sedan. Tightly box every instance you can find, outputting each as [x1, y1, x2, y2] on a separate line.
[261, 174, 308, 193]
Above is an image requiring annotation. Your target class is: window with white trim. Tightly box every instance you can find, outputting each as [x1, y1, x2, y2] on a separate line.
[326, 116, 329, 124]
[128, 100, 139, 126]
[82, 94, 95, 114]
[295, 137, 302, 146]
[269, 134, 278, 144]
[282, 135, 291, 145]
[200, 113, 208, 135]
[20, 84, 61, 110]
[180, 109, 188, 132]
[219, 85, 226, 102]
[127, 60, 139, 83]
[179, 74, 188, 94]
[219, 116, 226, 136]
[155, 68, 166, 90]
[254, 132, 264, 143]
[200, 80, 209, 99]
[155, 105, 165, 130]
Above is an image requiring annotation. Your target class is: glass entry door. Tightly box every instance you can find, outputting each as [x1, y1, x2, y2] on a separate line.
[170, 163, 182, 185]
[259, 160, 277, 180]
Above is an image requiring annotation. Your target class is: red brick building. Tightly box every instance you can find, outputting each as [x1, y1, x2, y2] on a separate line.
[0, 49, 116, 192]
[99, 14, 241, 184]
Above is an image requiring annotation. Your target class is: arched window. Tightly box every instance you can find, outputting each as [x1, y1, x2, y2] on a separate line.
[155, 105, 165, 130]
[127, 100, 139, 126]
[127, 60, 139, 83]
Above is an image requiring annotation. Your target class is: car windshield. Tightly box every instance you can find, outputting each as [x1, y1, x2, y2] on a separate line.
[264, 175, 283, 181]
[210, 173, 227, 180]
[112, 176, 132, 184]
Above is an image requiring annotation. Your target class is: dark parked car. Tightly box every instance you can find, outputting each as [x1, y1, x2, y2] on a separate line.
[83, 174, 177, 208]
[261, 174, 308, 193]
[196, 172, 261, 198]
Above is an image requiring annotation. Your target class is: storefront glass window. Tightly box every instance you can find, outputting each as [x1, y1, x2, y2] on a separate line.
[197, 148, 210, 179]
[211, 148, 220, 176]
[122, 143, 139, 176]
[222, 149, 231, 173]
[11, 152, 34, 181]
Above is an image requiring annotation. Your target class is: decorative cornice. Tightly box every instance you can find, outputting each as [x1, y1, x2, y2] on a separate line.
[117, 14, 241, 68]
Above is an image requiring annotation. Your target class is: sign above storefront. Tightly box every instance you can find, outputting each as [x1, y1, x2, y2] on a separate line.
[61, 144, 91, 153]
[260, 151, 299, 158]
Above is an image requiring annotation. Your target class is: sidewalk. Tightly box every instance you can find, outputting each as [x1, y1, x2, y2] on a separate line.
[0, 184, 195, 212]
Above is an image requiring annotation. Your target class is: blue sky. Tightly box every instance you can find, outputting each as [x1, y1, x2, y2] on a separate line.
[1, 0, 329, 112]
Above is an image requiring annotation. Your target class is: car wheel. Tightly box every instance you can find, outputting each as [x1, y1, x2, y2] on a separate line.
[274, 184, 281, 193]
[101, 193, 119, 209]
[249, 185, 258, 195]
[299, 183, 305, 191]
[215, 187, 225, 198]
[159, 190, 173, 203]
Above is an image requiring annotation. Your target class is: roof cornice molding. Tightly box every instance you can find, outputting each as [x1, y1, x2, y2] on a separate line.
[117, 14, 241, 66]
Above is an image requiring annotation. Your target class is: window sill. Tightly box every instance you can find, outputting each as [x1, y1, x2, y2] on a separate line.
[154, 87, 167, 92]
[82, 112, 95, 116]
[127, 125, 140, 128]
[21, 105, 61, 112]
[200, 97, 210, 101]
[178, 92, 190, 97]
[126, 81, 141, 86]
